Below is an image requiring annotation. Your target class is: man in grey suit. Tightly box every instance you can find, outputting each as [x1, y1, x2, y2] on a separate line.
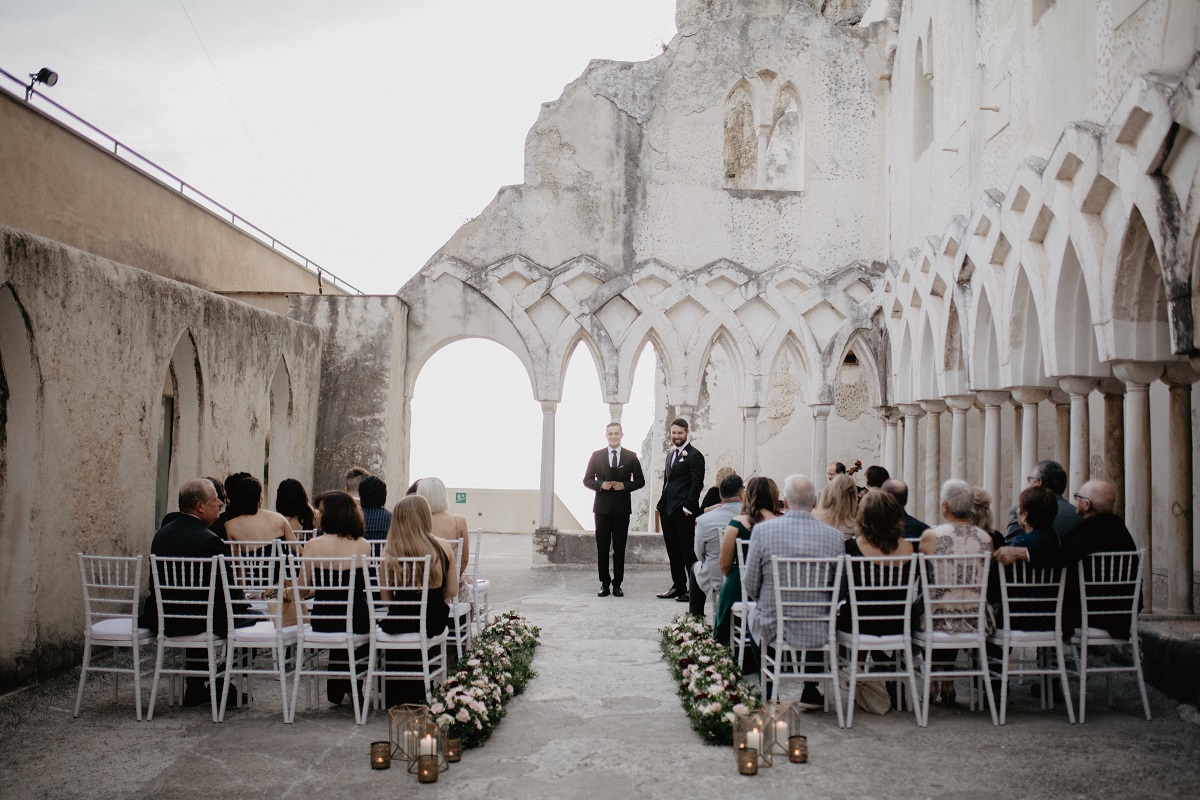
[1005, 459, 1081, 542]
[690, 473, 743, 618]
[743, 473, 843, 709]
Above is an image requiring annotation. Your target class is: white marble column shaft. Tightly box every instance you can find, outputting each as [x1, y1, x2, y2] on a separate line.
[977, 391, 1009, 513]
[811, 404, 832, 480]
[538, 400, 557, 531]
[899, 404, 923, 514]
[920, 399, 947, 524]
[946, 395, 975, 482]
[1114, 362, 1162, 612]
[1163, 364, 1199, 615]
[742, 406, 761, 479]
[1060, 377, 1098, 495]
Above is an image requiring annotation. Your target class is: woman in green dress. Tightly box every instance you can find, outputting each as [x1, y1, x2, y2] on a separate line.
[713, 476, 781, 646]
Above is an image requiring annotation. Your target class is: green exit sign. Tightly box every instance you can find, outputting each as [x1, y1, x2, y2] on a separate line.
[455, 492, 467, 504]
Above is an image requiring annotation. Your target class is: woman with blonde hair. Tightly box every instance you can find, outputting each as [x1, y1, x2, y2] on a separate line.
[814, 473, 860, 538]
[416, 477, 470, 586]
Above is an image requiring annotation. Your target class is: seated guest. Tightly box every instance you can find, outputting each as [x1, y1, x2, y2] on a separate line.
[359, 476, 391, 541]
[996, 480, 1138, 639]
[379, 495, 457, 705]
[918, 479, 996, 707]
[691, 473, 743, 619]
[714, 477, 781, 647]
[140, 479, 253, 706]
[1006, 486, 1062, 563]
[881, 479, 929, 542]
[208, 471, 253, 540]
[276, 478, 316, 533]
[302, 491, 371, 706]
[223, 476, 296, 550]
[971, 486, 1006, 551]
[826, 461, 847, 481]
[839, 489, 915, 633]
[814, 473, 859, 538]
[1005, 460, 1081, 542]
[344, 466, 370, 502]
[744, 474, 843, 709]
[416, 477, 471, 591]
[864, 465, 890, 489]
[701, 466, 736, 514]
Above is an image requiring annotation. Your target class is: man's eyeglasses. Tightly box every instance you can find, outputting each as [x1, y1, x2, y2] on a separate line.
[1072, 493, 1091, 505]
[1026, 476, 1038, 484]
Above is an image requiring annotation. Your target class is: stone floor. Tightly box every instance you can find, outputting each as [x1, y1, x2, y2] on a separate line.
[3, 533, 1200, 799]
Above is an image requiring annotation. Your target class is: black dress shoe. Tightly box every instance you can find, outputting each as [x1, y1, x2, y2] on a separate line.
[675, 592, 691, 602]
[598, 586, 610, 597]
[612, 587, 624, 597]
[656, 587, 682, 599]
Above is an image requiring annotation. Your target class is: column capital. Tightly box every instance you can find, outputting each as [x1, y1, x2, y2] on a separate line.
[944, 394, 976, 412]
[877, 405, 901, 423]
[976, 390, 1010, 407]
[608, 402, 624, 423]
[1112, 361, 1165, 386]
[1162, 362, 1200, 387]
[811, 403, 832, 420]
[1097, 377, 1126, 397]
[919, 399, 948, 414]
[1059, 376, 1100, 397]
[672, 404, 695, 420]
[898, 403, 924, 417]
[741, 405, 762, 420]
[540, 400, 558, 413]
[1048, 388, 1070, 406]
[1010, 386, 1050, 406]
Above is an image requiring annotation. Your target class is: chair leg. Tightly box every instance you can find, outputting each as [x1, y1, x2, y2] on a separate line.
[1054, 642, 1075, 724]
[998, 644, 1010, 726]
[844, 645, 858, 729]
[147, 642, 166, 721]
[132, 643, 146, 721]
[73, 638, 92, 719]
[978, 645, 998, 726]
[1076, 642, 1088, 724]
[1132, 640, 1152, 721]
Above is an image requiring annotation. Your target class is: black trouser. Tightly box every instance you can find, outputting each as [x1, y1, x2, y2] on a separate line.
[688, 568, 706, 617]
[660, 509, 696, 593]
[595, 512, 630, 588]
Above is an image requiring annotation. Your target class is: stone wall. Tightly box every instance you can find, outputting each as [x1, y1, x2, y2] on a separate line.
[0, 225, 322, 688]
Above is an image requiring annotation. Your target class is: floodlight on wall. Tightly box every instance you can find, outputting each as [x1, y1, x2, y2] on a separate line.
[25, 67, 58, 101]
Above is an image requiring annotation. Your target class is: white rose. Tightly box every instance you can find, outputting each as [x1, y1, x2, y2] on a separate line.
[456, 708, 471, 723]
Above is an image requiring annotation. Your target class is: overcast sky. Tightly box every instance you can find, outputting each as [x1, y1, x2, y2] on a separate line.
[0, 0, 678, 527]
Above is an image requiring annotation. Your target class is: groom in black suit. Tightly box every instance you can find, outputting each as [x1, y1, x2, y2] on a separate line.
[583, 422, 646, 597]
[656, 418, 705, 601]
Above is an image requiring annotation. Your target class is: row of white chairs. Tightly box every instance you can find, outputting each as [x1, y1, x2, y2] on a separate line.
[75, 532, 491, 724]
[752, 550, 1149, 728]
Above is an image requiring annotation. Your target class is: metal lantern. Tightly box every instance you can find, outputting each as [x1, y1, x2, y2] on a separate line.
[762, 700, 801, 760]
[389, 704, 432, 764]
[732, 707, 772, 767]
[405, 711, 449, 776]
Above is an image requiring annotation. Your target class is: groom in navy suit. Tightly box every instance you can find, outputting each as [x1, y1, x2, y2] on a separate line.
[583, 422, 646, 597]
[656, 418, 705, 601]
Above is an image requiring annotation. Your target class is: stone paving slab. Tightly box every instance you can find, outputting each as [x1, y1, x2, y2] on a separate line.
[3, 533, 1199, 799]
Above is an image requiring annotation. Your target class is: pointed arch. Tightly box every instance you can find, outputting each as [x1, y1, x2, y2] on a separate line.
[895, 321, 915, 402]
[912, 37, 934, 158]
[1050, 240, 1104, 376]
[696, 326, 748, 407]
[157, 330, 203, 518]
[1107, 205, 1173, 361]
[266, 356, 293, 509]
[765, 82, 804, 191]
[916, 315, 938, 399]
[834, 330, 885, 409]
[970, 289, 1002, 389]
[1007, 266, 1047, 386]
[942, 300, 968, 394]
[723, 82, 757, 190]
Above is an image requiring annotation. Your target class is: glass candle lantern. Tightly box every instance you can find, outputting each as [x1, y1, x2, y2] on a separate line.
[389, 704, 430, 764]
[445, 736, 463, 763]
[370, 741, 391, 770]
[732, 708, 771, 767]
[763, 700, 800, 760]
[405, 713, 449, 775]
[736, 747, 759, 776]
[788, 735, 809, 763]
[416, 754, 439, 783]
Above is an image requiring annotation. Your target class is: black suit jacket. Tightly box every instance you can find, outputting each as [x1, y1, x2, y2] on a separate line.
[583, 447, 646, 514]
[139, 513, 239, 636]
[657, 443, 705, 517]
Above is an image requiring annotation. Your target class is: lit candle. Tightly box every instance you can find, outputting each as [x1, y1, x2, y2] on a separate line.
[417, 754, 439, 783]
[737, 748, 759, 776]
[403, 731, 417, 757]
[788, 735, 808, 764]
[774, 719, 790, 746]
[370, 741, 391, 770]
[745, 728, 762, 752]
[419, 734, 437, 756]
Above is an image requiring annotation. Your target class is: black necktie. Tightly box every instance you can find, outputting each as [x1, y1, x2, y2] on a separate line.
[610, 450, 618, 469]
[670, 448, 679, 473]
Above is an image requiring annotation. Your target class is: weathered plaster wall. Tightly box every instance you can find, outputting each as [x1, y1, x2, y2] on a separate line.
[0, 225, 321, 688]
[289, 295, 408, 494]
[0, 93, 341, 296]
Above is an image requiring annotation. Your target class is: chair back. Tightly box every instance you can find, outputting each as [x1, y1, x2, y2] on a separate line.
[292, 555, 365, 634]
[149, 555, 221, 637]
[843, 554, 918, 637]
[469, 528, 484, 583]
[769, 556, 844, 649]
[78, 554, 143, 629]
[917, 553, 991, 634]
[1077, 550, 1144, 637]
[997, 561, 1065, 634]
[221, 553, 288, 629]
[735, 538, 752, 604]
[227, 540, 281, 559]
[368, 539, 386, 559]
[294, 528, 317, 543]
[366, 555, 433, 636]
[448, 538, 463, 576]
[275, 539, 304, 559]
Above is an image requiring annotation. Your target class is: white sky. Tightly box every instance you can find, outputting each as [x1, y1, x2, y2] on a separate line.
[0, 0, 679, 527]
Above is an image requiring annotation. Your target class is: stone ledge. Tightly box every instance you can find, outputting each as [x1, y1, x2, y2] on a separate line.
[1139, 617, 1200, 706]
[532, 529, 668, 567]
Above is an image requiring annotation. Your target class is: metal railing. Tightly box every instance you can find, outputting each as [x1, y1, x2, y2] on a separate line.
[0, 66, 361, 294]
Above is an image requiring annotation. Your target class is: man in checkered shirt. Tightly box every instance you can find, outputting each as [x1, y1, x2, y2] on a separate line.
[743, 473, 843, 708]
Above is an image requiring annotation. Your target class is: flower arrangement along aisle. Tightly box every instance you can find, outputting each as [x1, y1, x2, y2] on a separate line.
[661, 614, 761, 745]
[430, 611, 541, 749]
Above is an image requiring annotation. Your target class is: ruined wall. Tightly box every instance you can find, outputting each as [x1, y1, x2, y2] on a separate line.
[0, 225, 322, 688]
[289, 295, 408, 494]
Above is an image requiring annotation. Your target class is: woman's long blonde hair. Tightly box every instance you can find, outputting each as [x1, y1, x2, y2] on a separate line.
[382, 495, 442, 584]
[815, 473, 859, 529]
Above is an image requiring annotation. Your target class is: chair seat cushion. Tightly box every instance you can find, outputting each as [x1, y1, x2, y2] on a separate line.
[914, 631, 981, 645]
[1070, 626, 1125, 643]
[163, 632, 227, 645]
[731, 601, 756, 613]
[229, 620, 298, 643]
[374, 630, 422, 644]
[472, 579, 491, 592]
[301, 627, 369, 646]
[90, 617, 154, 642]
[449, 602, 472, 617]
[989, 628, 1060, 644]
[838, 632, 906, 647]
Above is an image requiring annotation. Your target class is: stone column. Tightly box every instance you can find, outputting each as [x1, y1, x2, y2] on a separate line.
[977, 391, 1009, 512]
[1162, 363, 1199, 615]
[1010, 388, 1049, 494]
[741, 406, 761, 478]
[1113, 362, 1163, 612]
[755, 124, 771, 187]
[1060, 377, 1098, 495]
[1010, 399, 1023, 507]
[881, 406, 900, 477]
[919, 399, 947, 524]
[811, 403, 832, 479]
[537, 400, 557, 532]
[609, 402, 623, 424]
[1098, 379, 1125, 516]
[899, 403, 923, 513]
[1050, 389, 1071, 477]
[945, 395, 975, 482]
